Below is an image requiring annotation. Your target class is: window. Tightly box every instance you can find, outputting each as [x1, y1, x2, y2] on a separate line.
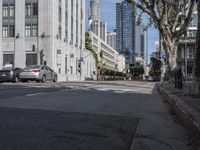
[70, 66, 73, 74]
[187, 30, 196, 38]
[65, 1, 68, 42]
[26, 3, 38, 17]
[3, 54, 14, 65]
[9, 25, 15, 37]
[65, 57, 68, 74]
[25, 26, 31, 37]
[65, 12, 68, 41]
[32, 25, 38, 37]
[59, 7, 62, 22]
[26, 4, 31, 16]
[26, 54, 37, 66]
[2, 26, 8, 38]
[71, 0, 73, 43]
[9, 5, 15, 17]
[58, 26, 62, 39]
[25, 25, 38, 37]
[188, 47, 194, 58]
[191, 14, 197, 27]
[32, 3, 38, 16]
[3, 5, 8, 17]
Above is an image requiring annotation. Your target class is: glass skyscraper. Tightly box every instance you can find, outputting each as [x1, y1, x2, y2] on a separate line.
[116, 0, 135, 66]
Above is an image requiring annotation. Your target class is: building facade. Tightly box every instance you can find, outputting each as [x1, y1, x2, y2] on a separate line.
[177, 11, 198, 78]
[0, 0, 86, 81]
[88, 0, 100, 36]
[100, 21, 107, 41]
[116, 0, 136, 66]
[106, 31, 116, 50]
[89, 31, 125, 72]
[89, 0, 107, 42]
[135, 24, 145, 65]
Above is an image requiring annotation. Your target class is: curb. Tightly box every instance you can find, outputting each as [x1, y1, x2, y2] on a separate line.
[158, 85, 200, 145]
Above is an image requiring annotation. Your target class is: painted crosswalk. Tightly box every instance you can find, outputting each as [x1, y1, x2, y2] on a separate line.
[1, 81, 154, 94]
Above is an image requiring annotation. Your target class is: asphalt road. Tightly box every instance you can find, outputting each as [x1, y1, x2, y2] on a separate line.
[0, 81, 194, 150]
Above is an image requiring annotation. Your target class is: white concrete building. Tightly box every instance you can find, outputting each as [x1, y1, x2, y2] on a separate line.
[0, 0, 86, 81]
[100, 21, 107, 42]
[89, 31, 125, 72]
[117, 54, 125, 72]
[106, 31, 116, 50]
[81, 49, 97, 80]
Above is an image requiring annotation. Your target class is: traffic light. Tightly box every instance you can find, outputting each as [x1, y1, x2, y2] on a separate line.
[125, 50, 128, 56]
[32, 44, 36, 52]
[124, 49, 129, 56]
[78, 62, 81, 69]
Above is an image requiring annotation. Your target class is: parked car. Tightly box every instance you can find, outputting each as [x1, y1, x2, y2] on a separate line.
[0, 67, 22, 83]
[20, 65, 57, 83]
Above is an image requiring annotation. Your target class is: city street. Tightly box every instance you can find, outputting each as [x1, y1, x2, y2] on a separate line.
[0, 81, 194, 150]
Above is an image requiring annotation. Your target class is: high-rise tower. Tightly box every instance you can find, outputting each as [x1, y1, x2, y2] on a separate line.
[116, 0, 136, 66]
[89, 0, 107, 41]
[89, 0, 100, 21]
[89, 0, 100, 36]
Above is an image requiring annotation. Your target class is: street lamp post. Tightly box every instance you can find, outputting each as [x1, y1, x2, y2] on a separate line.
[143, 26, 148, 66]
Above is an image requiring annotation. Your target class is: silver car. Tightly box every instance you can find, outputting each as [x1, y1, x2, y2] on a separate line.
[20, 65, 57, 82]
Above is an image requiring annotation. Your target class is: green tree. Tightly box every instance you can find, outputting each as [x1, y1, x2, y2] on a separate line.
[85, 32, 99, 80]
[129, 66, 144, 78]
[150, 52, 162, 80]
[127, 0, 196, 70]
[85, 32, 98, 65]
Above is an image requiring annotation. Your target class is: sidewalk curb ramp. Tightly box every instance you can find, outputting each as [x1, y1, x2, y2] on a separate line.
[158, 85, 200, 145]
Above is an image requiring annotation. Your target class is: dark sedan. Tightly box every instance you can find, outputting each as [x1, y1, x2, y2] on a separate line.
[0, 68, 22, 83]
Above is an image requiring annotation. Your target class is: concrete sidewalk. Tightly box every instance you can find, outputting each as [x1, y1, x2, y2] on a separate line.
[158, 83, 200, 146]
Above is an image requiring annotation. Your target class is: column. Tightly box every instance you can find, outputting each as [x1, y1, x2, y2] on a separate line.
[14, 0, 25, 68]
[0, 0, 3, 69]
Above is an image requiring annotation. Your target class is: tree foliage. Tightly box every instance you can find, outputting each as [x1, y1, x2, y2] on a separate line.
[129, 66, 144, 75]
[85, 32, 98, 65]
[127, 0, 196, 68]
[149, 52, 162, 77]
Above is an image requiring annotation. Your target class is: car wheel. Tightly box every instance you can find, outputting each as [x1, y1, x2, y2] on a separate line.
[53, 76, 57, 82]
[36, 80, 40, 83]
[41, 75, 46, 83]
[22, 80, 27, 83]
[13, 77, 19, 83]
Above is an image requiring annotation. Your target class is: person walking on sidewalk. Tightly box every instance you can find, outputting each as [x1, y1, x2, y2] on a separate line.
[175, 63, 184, 89]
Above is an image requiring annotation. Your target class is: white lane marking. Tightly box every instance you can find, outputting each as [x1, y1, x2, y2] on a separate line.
[26, 93, 45, 97]
[113, 91, 126, 94]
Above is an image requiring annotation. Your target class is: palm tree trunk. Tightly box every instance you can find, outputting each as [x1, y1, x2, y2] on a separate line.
[192, 1, 200, 95]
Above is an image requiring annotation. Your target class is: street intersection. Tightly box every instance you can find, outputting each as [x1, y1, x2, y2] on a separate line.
[0, 81, 194, 150]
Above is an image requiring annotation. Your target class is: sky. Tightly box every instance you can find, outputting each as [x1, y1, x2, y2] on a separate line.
[85, 0, 159, 56]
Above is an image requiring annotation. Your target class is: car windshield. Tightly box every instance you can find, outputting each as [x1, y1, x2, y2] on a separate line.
[23, 65, 40, 71]
[0, 69, 11, 72]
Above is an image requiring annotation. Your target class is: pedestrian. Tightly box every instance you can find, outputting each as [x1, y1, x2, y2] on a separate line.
[175, 63, 184, 89]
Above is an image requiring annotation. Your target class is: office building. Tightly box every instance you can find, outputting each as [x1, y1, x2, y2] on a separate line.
[107, 31, 116, 50]
[177, 11, 198, 78]
[88, 31, 125, 72]
[116, 0, 136, 66]
[135, 24, 145, 65]
[0, 0, 86, 81]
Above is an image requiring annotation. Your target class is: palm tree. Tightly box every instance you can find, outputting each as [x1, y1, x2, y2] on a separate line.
[193, 0, 200, 95]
